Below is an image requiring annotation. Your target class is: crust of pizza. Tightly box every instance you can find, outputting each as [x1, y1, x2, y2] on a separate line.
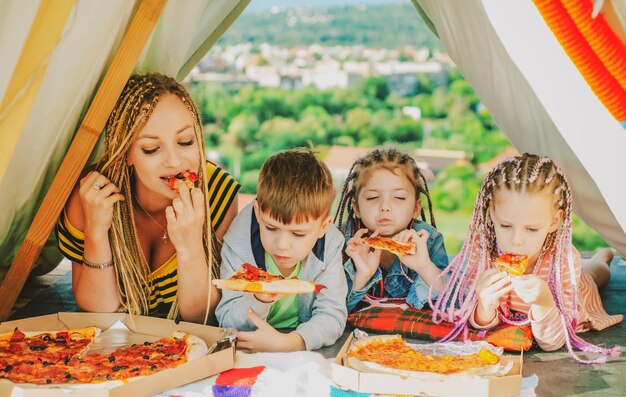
[493, 253, 528, 276]
[362, 236, 416, 256]
[0, 326, 100, 342]
[213, 278, 316, 294]
[172, 331, 209, 361]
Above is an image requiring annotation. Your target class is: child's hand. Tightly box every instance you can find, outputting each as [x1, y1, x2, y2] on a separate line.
[393, 229, 430, 271]
[345, 228, 382, 290]
[236, 309, 305, 352]
[253, 292, 282, 303]
[510, 275, 555, 309]
[474, 268, 512, 325]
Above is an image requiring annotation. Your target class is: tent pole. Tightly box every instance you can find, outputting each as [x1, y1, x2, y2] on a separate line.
[0, 0, 169, 322]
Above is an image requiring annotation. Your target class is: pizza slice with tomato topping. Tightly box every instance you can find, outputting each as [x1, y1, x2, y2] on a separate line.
[213, 263, 326, 294]
[493, 253, 529, 276]
[167, 170, 199, 193]
[362, 236, 416, 257]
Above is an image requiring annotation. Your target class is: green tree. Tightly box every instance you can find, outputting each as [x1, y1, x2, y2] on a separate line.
[240, 169, 261, 194]
[391, 117, 423, 143]
[359, 76, 390, 102]
[430, 163, 481, 212]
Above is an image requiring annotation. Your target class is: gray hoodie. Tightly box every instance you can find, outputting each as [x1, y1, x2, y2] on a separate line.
[215, 202, 348, 350]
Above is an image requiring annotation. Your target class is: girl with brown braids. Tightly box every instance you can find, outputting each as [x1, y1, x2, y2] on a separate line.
[430, 153, 622, 363]
[335, 148, 449, 312]
[55, 73, 240, 324]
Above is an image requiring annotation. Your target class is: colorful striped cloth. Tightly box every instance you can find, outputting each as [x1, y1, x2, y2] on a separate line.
[348, 306, 533, 351]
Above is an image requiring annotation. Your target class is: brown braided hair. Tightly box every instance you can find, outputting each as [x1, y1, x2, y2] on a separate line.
[334, 148, 436, 240]
[97, 72, 218, 322]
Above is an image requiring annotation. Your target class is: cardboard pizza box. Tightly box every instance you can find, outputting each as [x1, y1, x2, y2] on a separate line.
[332, 333, 522, 397]
[0, 312, 235, 397]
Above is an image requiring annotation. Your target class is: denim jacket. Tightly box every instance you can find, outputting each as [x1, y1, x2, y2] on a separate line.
[216, 203, 348, 351]
[344, 220, 449, 312]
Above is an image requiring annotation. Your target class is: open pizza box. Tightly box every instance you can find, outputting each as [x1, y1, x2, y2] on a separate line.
[0, 312, 235, 397]
[332, 333, 523, 397]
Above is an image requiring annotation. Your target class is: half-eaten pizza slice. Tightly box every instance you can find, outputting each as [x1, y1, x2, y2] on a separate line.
[167, 170, 199, 193]
[362, 236, 416, 257]
[213, 263, 326, 295]
[493, 253, 528, 276]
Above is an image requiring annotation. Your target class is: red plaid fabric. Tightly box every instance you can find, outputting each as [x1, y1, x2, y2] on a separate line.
[348, 306, 533, 351]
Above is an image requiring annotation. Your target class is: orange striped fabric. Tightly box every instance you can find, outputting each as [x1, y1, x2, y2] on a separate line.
[474, 248, 623, 351]
[534, 0, 626, 122]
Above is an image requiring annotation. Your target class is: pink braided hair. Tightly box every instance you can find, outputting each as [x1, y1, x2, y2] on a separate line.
[429, 153, 620, 363]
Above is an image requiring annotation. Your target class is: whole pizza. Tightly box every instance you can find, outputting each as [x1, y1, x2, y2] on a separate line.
[0, 327, 207, 385]
[213, 263, 326, 295]
[347, 335, 506, 378]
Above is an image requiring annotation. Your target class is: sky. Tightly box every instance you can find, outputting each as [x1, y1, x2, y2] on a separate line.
[244, 0, 405, 12]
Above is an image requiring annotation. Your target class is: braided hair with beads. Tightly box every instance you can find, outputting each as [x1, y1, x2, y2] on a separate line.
[334, 148, 436, 242]
[429, 153, 620, 363]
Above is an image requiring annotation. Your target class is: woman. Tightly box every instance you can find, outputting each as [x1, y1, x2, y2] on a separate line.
[56, 73, 240, 324]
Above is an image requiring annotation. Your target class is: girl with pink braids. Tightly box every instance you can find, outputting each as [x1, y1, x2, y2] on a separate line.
[430, 153, 622, 363]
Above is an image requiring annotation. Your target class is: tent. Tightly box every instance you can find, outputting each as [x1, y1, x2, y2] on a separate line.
[413, 0, 626, 253]
[0, 0, 249, 320]
[0, 0, 624, 321]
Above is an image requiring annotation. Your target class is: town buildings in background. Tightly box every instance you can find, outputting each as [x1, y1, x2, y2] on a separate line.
[189, 43, 452, 97]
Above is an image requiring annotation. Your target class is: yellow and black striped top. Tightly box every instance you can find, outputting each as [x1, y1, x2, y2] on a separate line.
[55, 162, 240, 317]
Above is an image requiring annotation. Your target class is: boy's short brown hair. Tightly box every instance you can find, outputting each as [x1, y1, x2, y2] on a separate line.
[257, 148, 335, 224]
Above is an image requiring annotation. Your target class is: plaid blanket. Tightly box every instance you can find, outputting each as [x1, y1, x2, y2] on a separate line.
[348, 306, 533, 351]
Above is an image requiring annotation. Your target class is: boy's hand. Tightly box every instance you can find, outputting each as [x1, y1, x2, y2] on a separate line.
[345, 228, 382, 290]
[253, 292, 282, 303]
[393, 229, 430, 271]
[474, 267, 512, 326]
[236, 309, 305, 352]
[510, 275, 555, 309]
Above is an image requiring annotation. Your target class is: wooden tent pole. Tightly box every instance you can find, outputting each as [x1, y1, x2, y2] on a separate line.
[0, 0, 169, 321]
[0, 0, 75, 185]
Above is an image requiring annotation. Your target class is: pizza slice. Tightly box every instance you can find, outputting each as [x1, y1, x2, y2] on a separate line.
[362, 236, 416, 256]
[493, 253, 529, 276]
[167, 170, 199, 193]
[213, 263, 326, 295]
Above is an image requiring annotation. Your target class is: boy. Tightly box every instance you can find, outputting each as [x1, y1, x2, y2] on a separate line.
[215, 148, 348, 352]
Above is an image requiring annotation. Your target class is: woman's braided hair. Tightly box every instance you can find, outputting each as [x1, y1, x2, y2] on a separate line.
[97, 72, 217, 322]
[334, 148, 436, 240]
[429, 153, 620, 363]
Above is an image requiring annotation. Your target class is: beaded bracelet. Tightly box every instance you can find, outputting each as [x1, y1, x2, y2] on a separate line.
[82, 258, 114, 269]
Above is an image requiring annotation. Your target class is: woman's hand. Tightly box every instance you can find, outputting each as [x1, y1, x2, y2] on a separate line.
[345, 228, 382, 290]
[78, 171, 124, 235]
[166, 180, 205, 256]
[393, 228, 430, 271]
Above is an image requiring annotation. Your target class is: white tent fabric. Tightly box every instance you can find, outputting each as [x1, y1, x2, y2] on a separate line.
[417, 0, 626, 255]
[0, 0, 248, 272]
